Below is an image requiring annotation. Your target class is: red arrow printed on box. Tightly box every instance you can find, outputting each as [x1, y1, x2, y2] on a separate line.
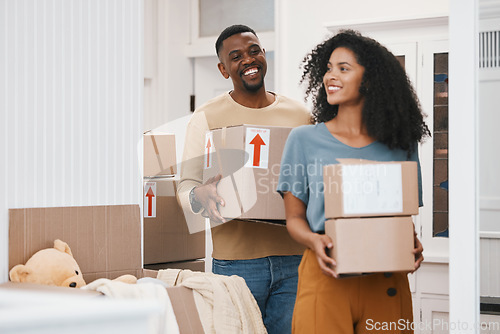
[250, 134, 266, 167]
[206, 137, 212, 168]
[145, 187, 155, 216]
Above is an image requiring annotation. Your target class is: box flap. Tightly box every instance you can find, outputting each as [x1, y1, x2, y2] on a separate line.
[167, 286, 205, 334]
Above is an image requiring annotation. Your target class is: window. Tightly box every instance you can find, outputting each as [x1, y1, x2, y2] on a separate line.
[433, 53, 449, 238]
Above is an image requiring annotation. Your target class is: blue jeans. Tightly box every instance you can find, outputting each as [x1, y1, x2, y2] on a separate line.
[212, 255, 302, 334]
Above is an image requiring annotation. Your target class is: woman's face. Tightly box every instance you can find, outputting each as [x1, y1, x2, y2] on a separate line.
[323, 47, 365, 107]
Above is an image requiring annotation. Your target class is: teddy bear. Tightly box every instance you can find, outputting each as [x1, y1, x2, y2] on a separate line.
[9, 239, 137, 288]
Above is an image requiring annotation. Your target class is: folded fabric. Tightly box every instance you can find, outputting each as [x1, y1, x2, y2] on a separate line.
[83, 278, 179, 334]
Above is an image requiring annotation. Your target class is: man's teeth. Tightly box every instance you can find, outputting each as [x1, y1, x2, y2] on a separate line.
[244, 68, 258, 76]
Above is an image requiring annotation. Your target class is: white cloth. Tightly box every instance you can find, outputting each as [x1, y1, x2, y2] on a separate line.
[157, 269, 267, 334]
[83, 278, 179, 334]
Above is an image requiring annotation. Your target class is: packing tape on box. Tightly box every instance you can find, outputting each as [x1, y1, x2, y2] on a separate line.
[221, 126, 226, 147]
[214, 127, 225, 175]
[151, 135, 165, 173]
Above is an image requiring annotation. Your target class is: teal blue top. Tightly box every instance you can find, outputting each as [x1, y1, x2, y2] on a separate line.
[277, 123, 423, 232]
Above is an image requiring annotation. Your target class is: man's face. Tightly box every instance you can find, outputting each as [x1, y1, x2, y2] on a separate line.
[217, 32, 267, 93]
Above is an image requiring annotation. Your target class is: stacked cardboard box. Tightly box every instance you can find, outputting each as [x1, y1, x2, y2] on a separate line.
[143, 131, 177, 177]
[323, 160, 419, 276]
[143, 131, 205, 269]
[203, 124, 292, 222]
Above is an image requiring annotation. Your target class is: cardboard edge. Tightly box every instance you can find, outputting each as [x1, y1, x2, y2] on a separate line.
[166, 286, 205, 334]
[140, 269, 205, 334]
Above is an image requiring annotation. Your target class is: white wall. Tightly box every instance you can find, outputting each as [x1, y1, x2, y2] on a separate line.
[479, 79, 500, 233]
[144, 0, 449, 130]
[143, 0, 192, 131]
[275, 0, 449, 101]
[0, 0, 143, 283]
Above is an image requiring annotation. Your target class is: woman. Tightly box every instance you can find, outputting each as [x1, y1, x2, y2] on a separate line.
[277, 30, 429, 333]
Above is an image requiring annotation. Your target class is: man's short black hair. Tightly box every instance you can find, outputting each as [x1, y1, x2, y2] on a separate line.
[215, 24, 258, 58]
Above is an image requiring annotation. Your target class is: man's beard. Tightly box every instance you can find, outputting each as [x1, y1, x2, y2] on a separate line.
[243, 77, 264, 92]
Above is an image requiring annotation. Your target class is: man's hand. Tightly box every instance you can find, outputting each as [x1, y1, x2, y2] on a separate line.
[193, 174, 226, 224]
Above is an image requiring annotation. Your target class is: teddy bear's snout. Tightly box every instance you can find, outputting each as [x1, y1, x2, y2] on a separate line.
[69, 282, 77, 288]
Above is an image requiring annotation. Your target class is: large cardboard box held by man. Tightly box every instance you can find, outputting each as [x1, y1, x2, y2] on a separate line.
[325, 216, 415, 275]
[203, 124, 291, 221]
[143, 177, 205, 265]
[323, 160, 419, 219]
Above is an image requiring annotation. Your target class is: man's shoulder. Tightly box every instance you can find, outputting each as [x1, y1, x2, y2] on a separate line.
[275, 94, 308, 110]
[274, 94, 310, 121]
[193, 93, 229, 114]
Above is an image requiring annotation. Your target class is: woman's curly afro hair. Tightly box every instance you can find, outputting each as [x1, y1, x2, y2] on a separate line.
[301, 29, 430, 153]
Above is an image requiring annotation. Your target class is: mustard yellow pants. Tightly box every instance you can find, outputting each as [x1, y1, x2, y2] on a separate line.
[292, 249, 414, 334]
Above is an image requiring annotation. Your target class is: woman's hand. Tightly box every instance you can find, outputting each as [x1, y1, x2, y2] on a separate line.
[411, 233, 424, 273]
[310, 233, 337, 278]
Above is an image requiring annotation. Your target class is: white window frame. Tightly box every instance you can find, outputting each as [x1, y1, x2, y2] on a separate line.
[419, 39, 450, 261]
[448, 0, 480, 332]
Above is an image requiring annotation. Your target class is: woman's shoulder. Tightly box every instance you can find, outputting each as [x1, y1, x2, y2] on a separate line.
[290, 123, 320, 136]
[288, 123, 324, 142]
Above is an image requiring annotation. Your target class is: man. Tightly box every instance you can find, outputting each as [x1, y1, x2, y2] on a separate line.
[177, 24, 311, 334]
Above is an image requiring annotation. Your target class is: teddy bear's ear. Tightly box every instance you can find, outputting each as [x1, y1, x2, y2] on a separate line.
[54, 239, 73, 257]
[9, 264, 32, 282]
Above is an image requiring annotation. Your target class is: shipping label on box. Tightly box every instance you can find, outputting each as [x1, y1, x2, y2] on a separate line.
[202, 125, 292, 221]
[143, 132, 176, 177]
[341, 163, 403, 215]
[323, 160, 419, 219]
[325, 216, 415, 275]
[143, 177, 205, 265]
[244, 127, 271, 169]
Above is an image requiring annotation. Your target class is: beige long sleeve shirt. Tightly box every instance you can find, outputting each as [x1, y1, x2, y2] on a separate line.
[177, 92, 311, 260]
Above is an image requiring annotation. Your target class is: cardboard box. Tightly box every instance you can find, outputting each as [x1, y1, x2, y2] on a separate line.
[8, 205, 205, 334]
[203, 124, 292, 220]
[325, 216, 415, 275]
[144, 132, 176, 177]
[144, 259, 205, 272]
[143, 177, 205, 264]
[323, 160, 419, 219]
[9, 205, 143, 283]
